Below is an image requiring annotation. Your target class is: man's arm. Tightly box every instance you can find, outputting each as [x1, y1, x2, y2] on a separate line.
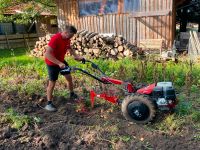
[45, 46, 66, 68]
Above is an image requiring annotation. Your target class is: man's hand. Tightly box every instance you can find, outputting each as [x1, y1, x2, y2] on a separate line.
[60, 66, 71, 75]
[69, 49, 86, 64]
[58, 62, 66, 69]
[81, 58, 86, 64]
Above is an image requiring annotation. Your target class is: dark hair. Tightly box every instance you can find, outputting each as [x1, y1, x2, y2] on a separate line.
[65, 25, 77, 34]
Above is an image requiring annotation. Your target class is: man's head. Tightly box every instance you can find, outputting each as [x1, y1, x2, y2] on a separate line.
[61, 25, 77, 39]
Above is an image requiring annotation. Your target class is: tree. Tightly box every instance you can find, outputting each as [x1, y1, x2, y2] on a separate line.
[0, 0, 56, 24]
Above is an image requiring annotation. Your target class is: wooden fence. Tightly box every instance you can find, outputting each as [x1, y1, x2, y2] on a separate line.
[0, 33, 44, 49]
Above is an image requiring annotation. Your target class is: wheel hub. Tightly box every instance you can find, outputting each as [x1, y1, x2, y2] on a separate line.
[127, 101, 150, 121]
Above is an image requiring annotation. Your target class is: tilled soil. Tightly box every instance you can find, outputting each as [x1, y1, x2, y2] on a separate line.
[0, 90, 199, 150]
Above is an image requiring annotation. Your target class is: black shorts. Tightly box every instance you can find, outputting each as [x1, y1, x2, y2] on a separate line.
[46, 61, 69, 81]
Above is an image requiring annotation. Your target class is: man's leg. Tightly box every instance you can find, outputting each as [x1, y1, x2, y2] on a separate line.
[45, 80, 57, 111]
[47, 80, 56, 102]
[64, 74, 78, 99]
[64, 74, 73, 92]
[45, 65, 59, 111]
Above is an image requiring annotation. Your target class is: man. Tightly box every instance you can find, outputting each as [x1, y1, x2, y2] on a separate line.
[44, 25, 85, 112]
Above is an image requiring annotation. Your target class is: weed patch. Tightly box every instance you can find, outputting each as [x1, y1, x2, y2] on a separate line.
[1, 108, 41, 130]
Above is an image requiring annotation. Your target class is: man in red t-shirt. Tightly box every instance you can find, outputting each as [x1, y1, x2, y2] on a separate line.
[44, 25, 85, 111]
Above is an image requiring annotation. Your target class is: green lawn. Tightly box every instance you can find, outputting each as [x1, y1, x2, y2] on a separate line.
[0, 48, 28, 58]
[0, 48, 43, 69]
[1, 48, 200, 86]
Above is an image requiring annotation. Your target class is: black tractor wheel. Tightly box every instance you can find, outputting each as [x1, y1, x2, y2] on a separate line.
[121, 95, 156, 124]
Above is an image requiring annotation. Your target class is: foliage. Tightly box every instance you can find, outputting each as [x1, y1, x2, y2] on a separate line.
[1, 48, 200, 93]
[0, 0, 56, 24]
[176, 98, 193, 116]
[120, 135, 131, 142]
[0, 14, 13, 23]
[155, 114, 185, 133]
[0, 48, 28, 58]
[2, 108, 42, 129]
[4, 108, 31, 129]
[191, 111, 200, 122]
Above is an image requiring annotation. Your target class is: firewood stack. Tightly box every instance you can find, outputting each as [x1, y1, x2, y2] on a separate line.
[71, 30, 138, 59]
[31, 31, 138, 59]
[30, 34, 53, 57]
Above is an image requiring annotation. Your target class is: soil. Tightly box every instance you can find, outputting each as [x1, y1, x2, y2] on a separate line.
[0, 90, 199, 150]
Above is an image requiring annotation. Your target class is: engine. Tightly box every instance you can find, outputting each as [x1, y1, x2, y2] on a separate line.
[152, 82, 177, 110]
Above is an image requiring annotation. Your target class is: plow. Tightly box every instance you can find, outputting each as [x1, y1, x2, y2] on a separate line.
[60, 60, 178, 124]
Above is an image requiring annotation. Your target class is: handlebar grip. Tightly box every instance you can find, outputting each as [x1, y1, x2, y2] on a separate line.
[60, 66, 71, 75]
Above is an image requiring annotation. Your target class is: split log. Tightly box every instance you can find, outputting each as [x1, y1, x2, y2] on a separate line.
[118, 46, 124, 52]
[111, 48, 118, 56]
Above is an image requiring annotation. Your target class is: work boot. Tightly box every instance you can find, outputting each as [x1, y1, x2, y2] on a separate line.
[44, 103, 57, 112]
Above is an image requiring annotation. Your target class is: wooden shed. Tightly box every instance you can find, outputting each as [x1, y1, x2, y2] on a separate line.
[2, 3, 58, 35]
[0, 3, 58, 49]
[56, 0, 188, 49]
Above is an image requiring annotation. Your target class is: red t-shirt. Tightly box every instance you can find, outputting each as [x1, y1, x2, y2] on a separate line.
[45, 33, 70, 66]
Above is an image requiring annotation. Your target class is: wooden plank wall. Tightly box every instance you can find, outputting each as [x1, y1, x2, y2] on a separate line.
[136, 0, 173, 48]
[56, 0, 174, 49]
[0, 34, 43, 49]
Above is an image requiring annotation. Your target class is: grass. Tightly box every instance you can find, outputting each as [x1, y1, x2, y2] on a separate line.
[0, 108, 41, 130]
[1, 48, 200, 86]
[1, 48, 200, 94]
[0, 48, 200, 133]
[0, 48, 28, 58]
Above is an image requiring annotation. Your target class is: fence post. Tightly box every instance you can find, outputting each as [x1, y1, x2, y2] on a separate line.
[5, 32, 10, 49]
[23, 33, 26, 48]
[26, 33, 30, 50]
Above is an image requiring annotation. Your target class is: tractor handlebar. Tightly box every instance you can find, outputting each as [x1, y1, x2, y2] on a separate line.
[60, 60, 108, 84]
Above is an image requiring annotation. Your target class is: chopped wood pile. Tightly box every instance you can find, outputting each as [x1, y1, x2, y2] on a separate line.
[71, 30, 138, 59]
[30, 30, 138, 59]
[30, 34, 53, 57]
